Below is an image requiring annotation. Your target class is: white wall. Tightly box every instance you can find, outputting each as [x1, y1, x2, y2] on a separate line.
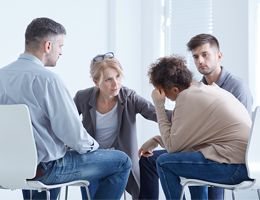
[0, 0, 113, 199]
[0, 0, 111, 95]
[0, 0, 258, 199]
[213, 0, 248, 80]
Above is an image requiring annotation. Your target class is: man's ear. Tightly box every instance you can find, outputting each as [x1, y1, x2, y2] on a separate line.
[217, 51, 223, 60]
[44, 41, 52, 53]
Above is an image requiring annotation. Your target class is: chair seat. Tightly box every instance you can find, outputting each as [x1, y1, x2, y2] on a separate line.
[180, 177, 255, 190]
[27, 180, 89, 191]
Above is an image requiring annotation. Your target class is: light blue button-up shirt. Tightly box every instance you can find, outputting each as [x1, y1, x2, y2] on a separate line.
[0, 53, 99, 164]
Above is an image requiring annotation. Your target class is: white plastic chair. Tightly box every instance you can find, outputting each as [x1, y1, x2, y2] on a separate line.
[179, 106, 260, 200]
[0, 104, 91, 200]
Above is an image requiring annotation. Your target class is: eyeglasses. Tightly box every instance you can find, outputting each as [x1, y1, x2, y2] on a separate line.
[92, 52, 114, 63]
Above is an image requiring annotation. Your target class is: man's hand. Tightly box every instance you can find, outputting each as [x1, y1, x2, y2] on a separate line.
[138, 149, 153, 157]
[138, 137, 159, 158]
[151, 88, 166, 106]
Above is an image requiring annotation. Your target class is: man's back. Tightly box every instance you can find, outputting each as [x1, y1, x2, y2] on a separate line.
[0, 53, 97, 164]
[165, 82, 251, 163]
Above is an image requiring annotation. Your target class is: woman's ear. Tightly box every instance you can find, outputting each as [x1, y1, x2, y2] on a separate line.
[93, 79, 99, 87]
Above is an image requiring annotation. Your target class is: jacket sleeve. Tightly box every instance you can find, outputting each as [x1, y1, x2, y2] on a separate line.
[73, 91, 82, 115]
[130, 89, 172, 121]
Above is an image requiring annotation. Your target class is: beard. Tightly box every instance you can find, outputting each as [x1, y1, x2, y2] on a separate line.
[198, 66, 215, 76]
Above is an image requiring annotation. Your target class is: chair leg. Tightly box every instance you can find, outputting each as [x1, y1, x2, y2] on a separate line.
[179, 186, 185, 200]
[57, 189, 61, 200]
[65, 186, 69, 200]
[46, 190, 51, 200]
[85, 186, 91, 200]
[29, 190, 33, 200]
[257, 189, 260, 200]
[124, 190, 126, 200]
[231, 190, 236, 200]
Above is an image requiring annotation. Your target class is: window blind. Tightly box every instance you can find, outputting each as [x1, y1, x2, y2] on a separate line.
[162, 0, 213, 80]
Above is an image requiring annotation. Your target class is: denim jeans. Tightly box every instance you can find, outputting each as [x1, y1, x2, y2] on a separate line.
[139, 150, 226, 200]
[156, 151, 251, 200]
[23, 149, 131, 200]
[139, 150, 166, 199]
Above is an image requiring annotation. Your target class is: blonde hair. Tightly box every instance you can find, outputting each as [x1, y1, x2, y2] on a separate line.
[90, 57, 124, 82]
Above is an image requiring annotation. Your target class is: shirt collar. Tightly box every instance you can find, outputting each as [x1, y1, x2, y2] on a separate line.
[201, 66, 227, 87]
[18, 53, 44, 67]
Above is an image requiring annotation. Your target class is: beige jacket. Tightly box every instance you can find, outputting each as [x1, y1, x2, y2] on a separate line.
[154, 83, 251, 164]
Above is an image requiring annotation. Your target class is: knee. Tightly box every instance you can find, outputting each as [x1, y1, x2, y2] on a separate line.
[139, 156, 149, 167]
[116, 150, 132, 171]
[139, 154, 158, 168]
[125, 154, 132, 171]
[155, 153, 168, 168]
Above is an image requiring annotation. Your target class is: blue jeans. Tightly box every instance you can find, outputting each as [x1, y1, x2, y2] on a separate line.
[139, 150, 166, 199]
[23, 149, 131, 200]
[156, 151, 251, 200]
[139, 150, 225, 200]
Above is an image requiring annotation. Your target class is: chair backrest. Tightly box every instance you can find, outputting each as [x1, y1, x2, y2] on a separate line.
[246, 106, 260, 189]
[0, 104, 37, 189]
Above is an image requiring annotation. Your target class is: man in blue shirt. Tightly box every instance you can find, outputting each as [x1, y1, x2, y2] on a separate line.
[138, 34, 253, 200]
[0, 17, 131, 200]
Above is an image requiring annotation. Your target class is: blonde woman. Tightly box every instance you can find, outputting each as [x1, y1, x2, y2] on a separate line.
[74, 52, 170, 199]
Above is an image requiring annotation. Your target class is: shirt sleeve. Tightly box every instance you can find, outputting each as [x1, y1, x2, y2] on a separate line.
[154, 103, 173, 151]
[44, 77, 99, 153]
[230, 82, 253, 115]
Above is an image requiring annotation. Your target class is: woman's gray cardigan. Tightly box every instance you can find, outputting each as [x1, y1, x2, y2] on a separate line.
[74, 86, 160, 199]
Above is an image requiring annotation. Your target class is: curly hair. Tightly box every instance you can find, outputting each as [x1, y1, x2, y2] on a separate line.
[148, 55, 192, 91]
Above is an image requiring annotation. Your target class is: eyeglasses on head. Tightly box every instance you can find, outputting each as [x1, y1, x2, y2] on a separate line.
[92, 52, 114, 63]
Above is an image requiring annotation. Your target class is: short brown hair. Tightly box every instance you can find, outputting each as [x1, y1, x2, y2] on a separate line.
[148, 55, 192, 91]
[25, 17, 66, 47]
[187, 33, 219, 51]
